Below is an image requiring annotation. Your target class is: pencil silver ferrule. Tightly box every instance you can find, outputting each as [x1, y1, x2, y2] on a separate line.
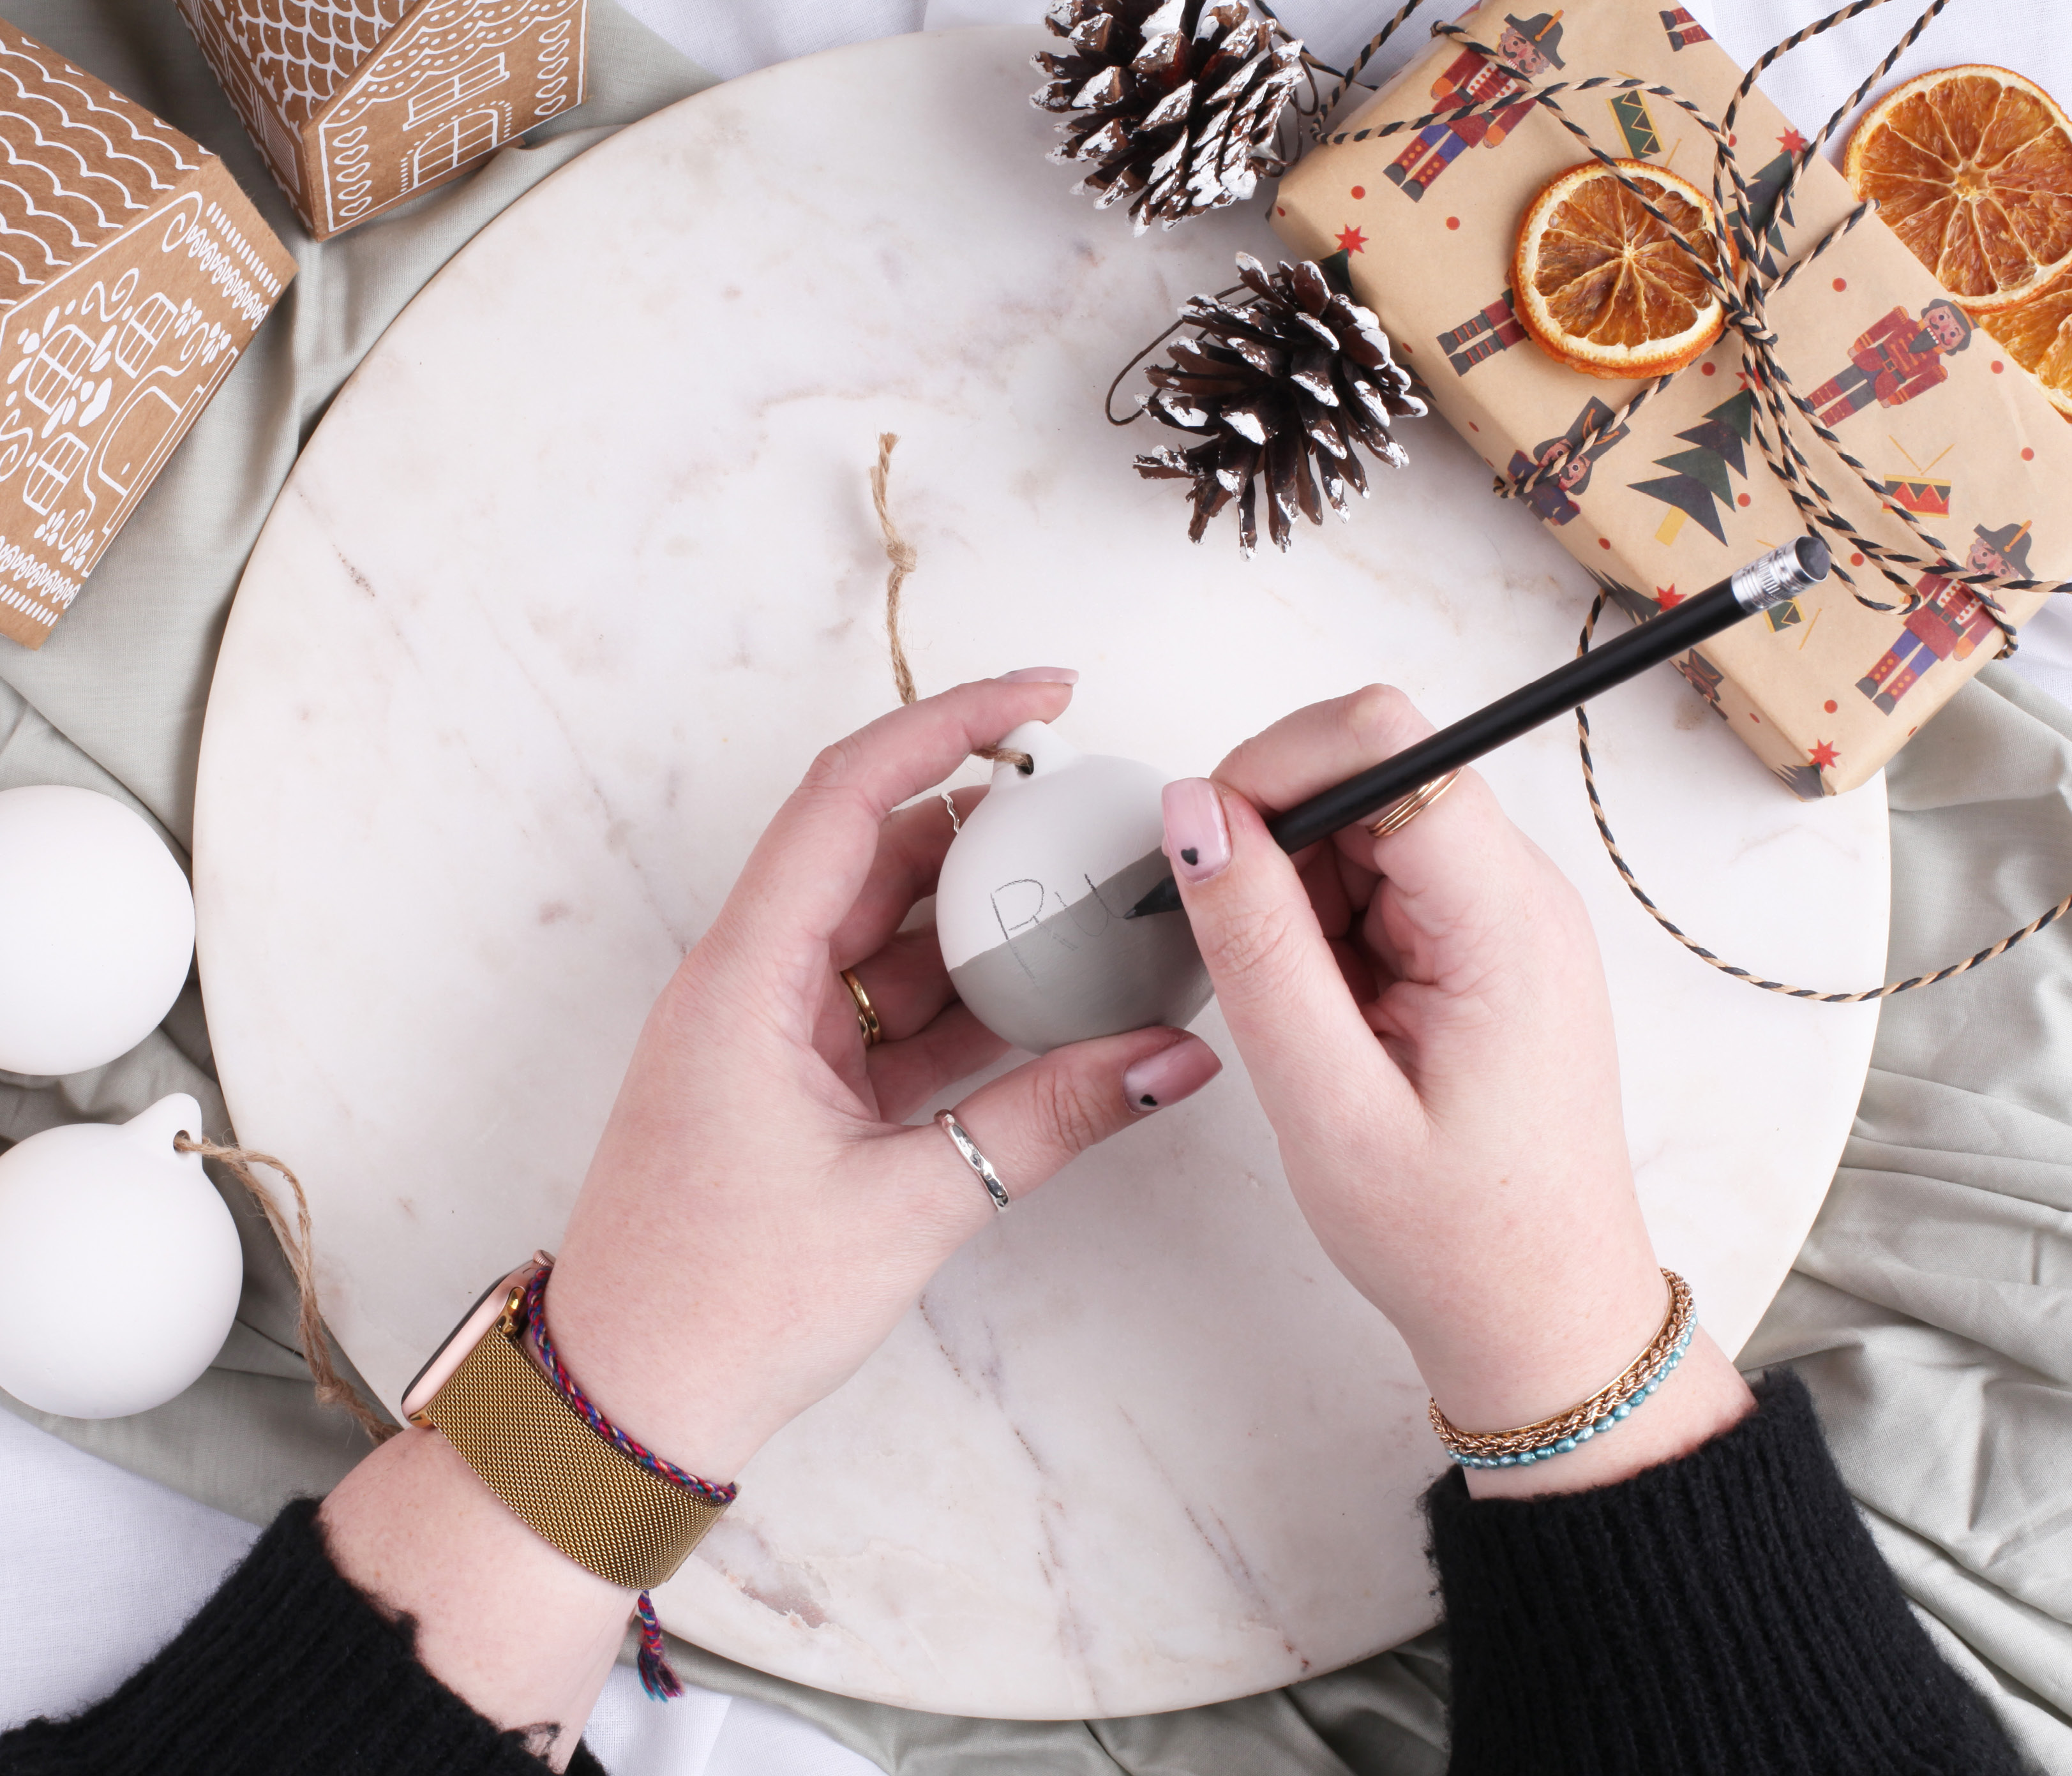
[1730, 538, 1825, 615]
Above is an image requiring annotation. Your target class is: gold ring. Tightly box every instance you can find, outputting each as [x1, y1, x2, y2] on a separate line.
[1367, 771, 1460, 840]
[840, 968, 883, 1047]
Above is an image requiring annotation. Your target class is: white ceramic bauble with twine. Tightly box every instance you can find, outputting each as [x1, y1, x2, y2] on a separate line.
[0, 785, 195, 1076]
[936, 721, 1212, 1055]
[0, 1094, 243, 1417]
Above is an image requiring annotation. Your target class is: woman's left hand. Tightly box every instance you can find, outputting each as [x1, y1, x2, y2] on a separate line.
[320, 672, 1220, 1766]
[540, 669, 1221, 1482]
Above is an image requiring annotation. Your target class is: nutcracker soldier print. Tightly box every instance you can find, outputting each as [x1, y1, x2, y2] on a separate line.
[1854, 519, 2029, 714]
[1439, 287, 1528, 376]
[1806, 299, 1973, 428]
[1384, 11, 1566, 203]
[1506, 396, 1628, 526]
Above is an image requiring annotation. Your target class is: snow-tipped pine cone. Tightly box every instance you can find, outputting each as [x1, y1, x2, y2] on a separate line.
[1134, 253, 1426, 554]
[1033, 0, 1304, 233]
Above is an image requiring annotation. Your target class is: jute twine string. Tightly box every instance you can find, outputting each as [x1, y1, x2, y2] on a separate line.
[1573, 590, 2072, 999]
[1262, 0, 2070, 998]
[152, 442, 1018, 1447]
[173, 1133, 396, 1444]
[1310, 0, 2068, 638]
[871, 433, 1032, 772]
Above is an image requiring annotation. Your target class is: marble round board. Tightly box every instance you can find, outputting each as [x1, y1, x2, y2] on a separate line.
[195, 28, 1888, 1720]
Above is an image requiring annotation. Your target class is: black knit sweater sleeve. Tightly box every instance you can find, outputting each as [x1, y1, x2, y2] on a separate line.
[1, 1373, 2024, 1775]
[0, 1498, 606, 1776]
[1425, 1368, 2022, 1775]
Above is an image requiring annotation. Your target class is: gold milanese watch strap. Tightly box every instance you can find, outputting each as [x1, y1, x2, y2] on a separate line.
[414, 1307, 727, 1592]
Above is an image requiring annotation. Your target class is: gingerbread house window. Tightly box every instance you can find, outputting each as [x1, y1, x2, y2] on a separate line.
[409, 106, 502, 188]
[24, 327, 97, 415]
[116, 294, 178, 379]
[24, 433, 88, 514]
[405, 55, 507, 128]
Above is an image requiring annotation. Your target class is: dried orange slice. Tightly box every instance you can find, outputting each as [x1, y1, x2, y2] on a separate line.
[1979, 261, 2072, 415]
[1513, 160, 1727, 381]
[1843, 65, 2072, 313]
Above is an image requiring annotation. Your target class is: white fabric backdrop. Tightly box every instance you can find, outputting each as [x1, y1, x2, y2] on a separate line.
[6, 1, 2068, 1770]
[0, 1408, 876, 1772]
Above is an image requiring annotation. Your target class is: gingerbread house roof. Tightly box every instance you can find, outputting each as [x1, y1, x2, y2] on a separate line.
[329, 0, 581, 109]
[190, 0, 412, 126]
[0, 29, 202, 315]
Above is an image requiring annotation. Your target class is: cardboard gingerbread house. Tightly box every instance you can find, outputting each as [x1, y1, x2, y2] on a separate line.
[177, 0, 589, 241]
[0, 24, 294, 650]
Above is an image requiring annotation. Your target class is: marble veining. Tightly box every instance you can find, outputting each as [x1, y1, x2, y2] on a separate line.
[193, 29, 1888, 1719]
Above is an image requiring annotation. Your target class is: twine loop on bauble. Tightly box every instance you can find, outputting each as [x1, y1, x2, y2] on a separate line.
[871, 433, 1033, 773]
[172, 1131, 394, 1445]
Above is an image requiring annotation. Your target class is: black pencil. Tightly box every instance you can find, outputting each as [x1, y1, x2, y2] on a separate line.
[1125, 535, 1831, 920]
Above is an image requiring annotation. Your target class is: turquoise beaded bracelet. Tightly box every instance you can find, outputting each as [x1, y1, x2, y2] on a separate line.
[1429, 1269, 1696, 1468]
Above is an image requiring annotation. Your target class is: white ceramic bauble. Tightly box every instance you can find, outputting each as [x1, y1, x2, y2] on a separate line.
[936, 721, 1212, 1054]
[0, 1094, 242, 1418]
[0, 786, 195, 1076]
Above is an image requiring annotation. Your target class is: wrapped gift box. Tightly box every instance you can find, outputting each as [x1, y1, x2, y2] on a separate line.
[177, 0, 588, 241]
[1272, 0, 2069, 796]
[0, 24, 294, 650]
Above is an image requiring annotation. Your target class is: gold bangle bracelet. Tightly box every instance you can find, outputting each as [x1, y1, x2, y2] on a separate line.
[1429, 1269, 1695, 1467]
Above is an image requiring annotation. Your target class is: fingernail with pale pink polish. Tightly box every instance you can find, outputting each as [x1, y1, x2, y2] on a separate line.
[998, 666, 1080, 684]
[1123, 1035, 1222, 1114]
[1162, 778, 1230, 884]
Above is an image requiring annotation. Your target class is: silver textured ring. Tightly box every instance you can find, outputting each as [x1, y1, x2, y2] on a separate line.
[934, 1110, 1012, 1214]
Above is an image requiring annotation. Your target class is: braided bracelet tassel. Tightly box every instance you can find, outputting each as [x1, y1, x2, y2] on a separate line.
[634, 1594, 684, 1700]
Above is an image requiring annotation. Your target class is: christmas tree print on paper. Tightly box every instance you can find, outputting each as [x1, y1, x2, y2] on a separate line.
[1773, 757, 1831, 798]
[1661, 7, 1709, 50]
[1588, 567, 1659, 625]
[1739, 132, 1805, 276]
[1630, 390, 1755, 546]
[1315, 250, 1357, 297]
[1438, 287, 1526, 377]
[1778, 728, 1845, 799]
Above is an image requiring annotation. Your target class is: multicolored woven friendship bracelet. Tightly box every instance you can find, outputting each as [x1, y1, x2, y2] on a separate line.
[520, 1267, 738, 1700]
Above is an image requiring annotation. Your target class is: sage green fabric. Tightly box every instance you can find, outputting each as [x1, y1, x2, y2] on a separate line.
[2, 6, 2069, 1772]
[0, 0, 717, 1525]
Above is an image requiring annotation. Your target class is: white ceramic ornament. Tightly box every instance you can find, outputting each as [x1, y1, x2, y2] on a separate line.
[0, 1094, 242, 1418]
[0, 786, 195, 1076]
[936, 721, 1212, 1054]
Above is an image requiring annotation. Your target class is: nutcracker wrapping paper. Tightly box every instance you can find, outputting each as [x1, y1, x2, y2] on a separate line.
[0, 25, 294, 651]
[177, 0, 588, 242]
[1272, 0, 2070, 797]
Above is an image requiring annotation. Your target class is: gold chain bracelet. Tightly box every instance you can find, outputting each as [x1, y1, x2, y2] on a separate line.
[1429, 1270, 1695, 1470]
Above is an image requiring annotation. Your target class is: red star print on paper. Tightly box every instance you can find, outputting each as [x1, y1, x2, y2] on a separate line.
[1808, 739, 1839, 769]
[1655, 585, 1683, 608]
[1337, 223, 1368, 253]
[1778, 128, 1809, 154]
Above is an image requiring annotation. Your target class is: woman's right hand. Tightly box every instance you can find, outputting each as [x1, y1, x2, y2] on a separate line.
[1162, 687, 1753, 1495]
